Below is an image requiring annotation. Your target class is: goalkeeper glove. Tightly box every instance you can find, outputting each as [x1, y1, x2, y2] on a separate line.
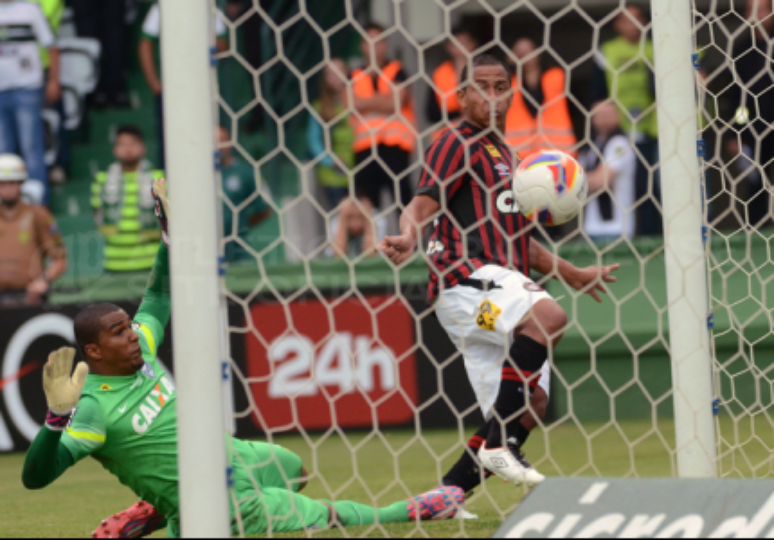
[42, 348, 88, 430]
[152, 177, 170, 247]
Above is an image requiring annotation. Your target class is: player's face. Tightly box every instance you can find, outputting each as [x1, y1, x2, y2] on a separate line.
[0, 181, 23, 206]
[89, 310, 144, 376]
[459, 65, 512, 133]
[114, 134, 146, 169]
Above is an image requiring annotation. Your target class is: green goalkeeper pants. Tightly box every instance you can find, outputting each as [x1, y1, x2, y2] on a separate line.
[168, 440, 410, 537]
[229, 439, 331, 535]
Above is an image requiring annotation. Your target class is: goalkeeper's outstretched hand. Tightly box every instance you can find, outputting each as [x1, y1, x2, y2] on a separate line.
[42, 348, 88, 425]
[152, 177, 170, 247]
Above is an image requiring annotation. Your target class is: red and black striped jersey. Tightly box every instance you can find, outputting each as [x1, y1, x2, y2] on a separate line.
[416, 121, 531, 301]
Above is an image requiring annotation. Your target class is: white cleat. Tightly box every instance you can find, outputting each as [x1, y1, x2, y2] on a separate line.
[479, 442, 545, 488]
[454, 507, 480, 520]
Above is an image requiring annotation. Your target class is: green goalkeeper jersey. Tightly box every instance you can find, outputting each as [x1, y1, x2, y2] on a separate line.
[60, 310, 180, 520]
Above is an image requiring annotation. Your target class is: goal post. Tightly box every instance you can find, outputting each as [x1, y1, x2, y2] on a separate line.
[161, 0, 231, 536]
[651, 0, 717, 478]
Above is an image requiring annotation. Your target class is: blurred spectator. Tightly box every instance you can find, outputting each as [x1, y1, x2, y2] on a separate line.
[29, 0, 67, 186]
[308, 58, 354, 210]
[69, 0, 129, 108]
[91, 125, 163, 273]
[218, 125, 272, 262]
[579, 101, 637, 242]
[723, 0, 774, 228]
[0, 0, 60, 203]
[0, 153, 66, 306]
[351, 23, 417, 210]
[139, 2, 228, 168]
[506, 37, 576, 157]
[593, 3, 661, 236]
[332, 198, 384, 259]
[427, 26, 478, 139]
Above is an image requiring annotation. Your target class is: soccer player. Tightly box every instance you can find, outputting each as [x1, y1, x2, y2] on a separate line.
[379, 53, 619, 490]
[21, 180, 463, 538]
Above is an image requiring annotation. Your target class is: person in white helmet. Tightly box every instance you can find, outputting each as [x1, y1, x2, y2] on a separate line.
[0, 153, 66, 307]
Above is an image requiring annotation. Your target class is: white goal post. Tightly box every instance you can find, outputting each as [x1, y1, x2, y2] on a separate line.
[651, 0, 717, 478]
[161, 0, 231, 536]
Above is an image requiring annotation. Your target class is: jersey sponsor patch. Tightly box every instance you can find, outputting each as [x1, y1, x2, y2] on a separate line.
[476, 300, 502, 332]
[99, 384, 113, 391]
[485, 144, 502, 158]
[427, 240, 445, 256]
[132, 376, 175, 435]
[524, 282, 545, 293]
[141, 362, 156, 379]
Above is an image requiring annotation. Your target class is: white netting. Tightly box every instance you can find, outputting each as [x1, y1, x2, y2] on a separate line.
[695, 0, 774, 479]
[200, 0, 774, 535]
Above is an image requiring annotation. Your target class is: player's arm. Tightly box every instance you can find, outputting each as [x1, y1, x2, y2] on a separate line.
[529, 239, 619, 303]
[380, 194, 440, 264]
[22, 349, 96, 489]
[379, 134, 465, 264]
[133, 179, 171, 357]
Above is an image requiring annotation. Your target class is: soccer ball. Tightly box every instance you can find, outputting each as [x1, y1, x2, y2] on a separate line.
[512, 150, 588, 226]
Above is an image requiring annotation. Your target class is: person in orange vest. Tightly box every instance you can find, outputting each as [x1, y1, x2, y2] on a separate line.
[505, 38, 577, 158]
[427, 26, 478, 140]
[350, 23, 417, 210]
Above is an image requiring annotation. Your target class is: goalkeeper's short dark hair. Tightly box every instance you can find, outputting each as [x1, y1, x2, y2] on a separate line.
[74, 303, 125, 355]
[459, 51, 515, 86]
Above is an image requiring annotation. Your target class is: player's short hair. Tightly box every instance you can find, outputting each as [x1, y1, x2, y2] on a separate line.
[74, 303, 124, 356]
[115, 124, 144, 142]
[459, 52, 515, 86]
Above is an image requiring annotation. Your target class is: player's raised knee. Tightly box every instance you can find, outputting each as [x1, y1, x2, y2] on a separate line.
[530, 299, 567, 345]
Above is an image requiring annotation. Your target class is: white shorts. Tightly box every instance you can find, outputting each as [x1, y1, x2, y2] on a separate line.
[435, 265, 554, 418]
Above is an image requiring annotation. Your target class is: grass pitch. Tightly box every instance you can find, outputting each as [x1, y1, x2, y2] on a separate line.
[0, 416, 766, 538]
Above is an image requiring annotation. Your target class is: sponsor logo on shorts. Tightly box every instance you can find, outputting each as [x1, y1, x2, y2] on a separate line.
[524, 282, 545, 293]
[476, 300, 502, 332]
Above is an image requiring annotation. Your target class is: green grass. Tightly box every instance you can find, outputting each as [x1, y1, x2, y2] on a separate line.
[1, 416, 772, 538]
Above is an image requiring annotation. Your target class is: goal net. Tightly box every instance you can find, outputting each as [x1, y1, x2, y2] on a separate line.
[182, 0, 772, 534]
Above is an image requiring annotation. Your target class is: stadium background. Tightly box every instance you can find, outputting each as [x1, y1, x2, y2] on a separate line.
[0, 0, 768, 453]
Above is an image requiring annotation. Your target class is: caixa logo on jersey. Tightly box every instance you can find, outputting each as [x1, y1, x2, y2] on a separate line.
[496, 190, 521, 214]
[245, 295, 419, 431]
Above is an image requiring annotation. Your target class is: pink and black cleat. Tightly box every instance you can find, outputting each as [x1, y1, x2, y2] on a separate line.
[91, 501, 165, 539]
[407, 486, 465, 521]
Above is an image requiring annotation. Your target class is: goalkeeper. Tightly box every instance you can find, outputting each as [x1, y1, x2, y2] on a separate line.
[21, 179, 463, 538]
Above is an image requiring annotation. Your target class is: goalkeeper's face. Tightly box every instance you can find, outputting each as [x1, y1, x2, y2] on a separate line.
[86, 310, 145, 376]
